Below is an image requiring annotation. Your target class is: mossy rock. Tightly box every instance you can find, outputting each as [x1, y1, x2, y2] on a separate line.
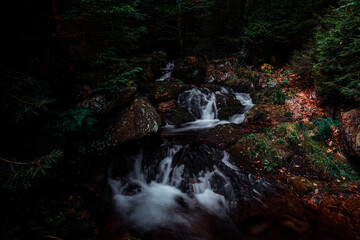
[341, 108, 360, 156]
[168, 107, 195, 125]
[153, 79, 191, 103]
[90, 97, 161, 153]
[288, 176, 314, 194]
[77, 86, 137, 115]
[245, 104, 292, 123]
[218, 106, 243, 120]
[199, 124, 246, 149]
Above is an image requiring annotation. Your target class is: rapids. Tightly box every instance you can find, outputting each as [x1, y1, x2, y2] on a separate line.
[163, 87, 254, 133]
[108, 86, 271, 239]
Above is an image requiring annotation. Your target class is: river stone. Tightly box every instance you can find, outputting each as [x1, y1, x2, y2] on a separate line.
[153, 79, 190, 103]
[205, 64, 253, 92]
[91, 97, 161, 153]
[156, 100, 177, 113]
[341, 108, 360, 157]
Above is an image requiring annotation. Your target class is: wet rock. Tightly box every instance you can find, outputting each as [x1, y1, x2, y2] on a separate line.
[288, 176, 313, 194]
[90, 97, 161, 153]
[151, 51, 169, 79]
[153, 79, 191, 103]
[218, 106, 243, 120]
[245, 104, 292, 124]
[167, 107, 196, 125]
[185, 56, 199, 65]
[229, 141, 260, 174]
[130, 51, 168, 81]
[206, 65, 253, 92]
[77, 86, 137, 115]
[200, 124, 246, 149]
[341, 108, 360, 157]
[173, 57, 206, 83]
[141, 65, 155, 81]
[156, 100, 177, 113]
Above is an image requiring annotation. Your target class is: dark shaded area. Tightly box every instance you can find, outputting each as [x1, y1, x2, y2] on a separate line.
[1, 0, 360, 239]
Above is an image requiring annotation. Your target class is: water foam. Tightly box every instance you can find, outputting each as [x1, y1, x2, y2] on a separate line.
[163, 87, 254, 133]
[156, 62, 175, 81]
[109, 148, 238, 231]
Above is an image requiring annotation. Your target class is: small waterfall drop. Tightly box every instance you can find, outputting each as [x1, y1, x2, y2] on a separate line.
[108, 81, 264, 239]
[163, 87, 254, 133]
[156, 62, 175, 81]
[109, 146, 239, 232]
[108, 141, 273, 240]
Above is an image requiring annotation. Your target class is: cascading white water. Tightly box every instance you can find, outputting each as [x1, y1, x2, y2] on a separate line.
[108, 147, 240, 231]
[163, 87, 254, 133]
[156, 62, 175, 81]
[108, 84, 266, 238]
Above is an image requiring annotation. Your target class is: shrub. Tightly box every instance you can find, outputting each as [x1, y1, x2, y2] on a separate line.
[314, 1, 360, 100]
[263, 87, 286, 104]
[261, 63, 274, 74]
[242, 0, 324, 65]
[312, 117, 340, 141]
[51, 108, 97, 137]
[289, 41, 316, 87]
[92, 48, 142, 93]
[0, 150, 63, 191]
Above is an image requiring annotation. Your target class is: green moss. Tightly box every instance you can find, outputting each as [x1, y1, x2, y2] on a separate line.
[235, 121, 359, 181]
[218, 106, 242, 120]
[169, 108, 195, 125]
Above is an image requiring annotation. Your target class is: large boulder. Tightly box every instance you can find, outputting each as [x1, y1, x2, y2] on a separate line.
[77, 86, 137, 115]
[152, 79, 191, 103]
[341, 108, 360, 157]
[90, 97, 161, 153]
[205, 61, 254, 92]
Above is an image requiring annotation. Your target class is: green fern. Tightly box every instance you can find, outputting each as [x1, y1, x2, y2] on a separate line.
[0, 150, 63, 191]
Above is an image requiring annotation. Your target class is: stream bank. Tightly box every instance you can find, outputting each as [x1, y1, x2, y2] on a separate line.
[2, 54, 360, 240]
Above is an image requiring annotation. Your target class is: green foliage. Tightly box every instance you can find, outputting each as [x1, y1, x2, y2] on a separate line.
[312, 117, 340, 141]
[291, 121, 357, 181]
[289, 41, 316, 87]
[241, 121, 358, 180]
[231, 52, 246, 67]
[263, 87, 286, 104]
[244, 133, 284, 172]
[243, 0, 324, 65]
[0, 65, 55, 121]
[149, 0, 246, 53]
[314, 2, 360, 100]
[52, 108, 97, 137]
[92, 48, 141, 93]
[65, 0, 148, 53]
[0, 150, 63, 191]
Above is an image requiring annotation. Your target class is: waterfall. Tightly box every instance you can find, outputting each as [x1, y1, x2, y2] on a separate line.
[156, 62, 175, 82]
[108, 146, 241, 231]
[163, 87, 254, 133]
[108, 85, 266, 238]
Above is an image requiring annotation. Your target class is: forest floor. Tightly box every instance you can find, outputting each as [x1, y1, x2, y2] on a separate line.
[198, 61, 360, 239]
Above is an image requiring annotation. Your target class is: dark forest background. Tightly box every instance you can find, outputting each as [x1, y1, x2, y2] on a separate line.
[1, 0, 359, 189]
[0, 1, 360, 238]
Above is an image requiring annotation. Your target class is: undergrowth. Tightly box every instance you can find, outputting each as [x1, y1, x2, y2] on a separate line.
[242, 119, 359, 181]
